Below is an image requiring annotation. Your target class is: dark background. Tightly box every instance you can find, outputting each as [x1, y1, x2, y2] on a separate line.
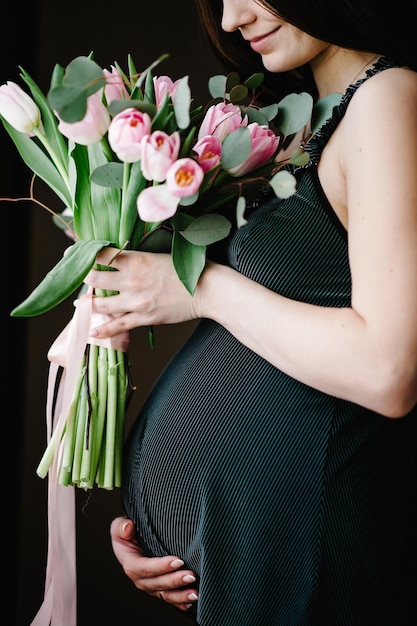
[1, 2, 223, 624]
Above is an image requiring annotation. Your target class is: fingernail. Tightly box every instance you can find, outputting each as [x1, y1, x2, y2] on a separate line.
[121, 521, 129, 533]
[89, 328, 98, 337]
[186, 604, 192, 610]
[182, 574, 196, 583]
[170, 559, 184, 568]
[187, 592, 198, 601]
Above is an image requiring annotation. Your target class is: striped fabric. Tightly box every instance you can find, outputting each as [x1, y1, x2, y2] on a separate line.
[123, 57, 416, 625]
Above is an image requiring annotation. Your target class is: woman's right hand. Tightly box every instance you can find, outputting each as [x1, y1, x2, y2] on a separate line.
[110, 516, 199, 612]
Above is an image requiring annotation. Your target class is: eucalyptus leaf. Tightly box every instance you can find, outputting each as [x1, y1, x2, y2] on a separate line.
[11, 239, 111, 317]
[311, 92, 342, 134]
[229, 84, 248, 103]
[172, 233, 206, 295]
[180, 214, 231, 246]
[62, 56, 104, 94]
[173, 76, 191, 129]
[226, 72, 240, 92]
[208, 74, 227, 99]
[269, 170, 297, 199]
[91, 162, 124, 188]
[244, 73, 264, 90]
[259, 103, 279, 122]
[48, 85, 89, 123]
[241, 105, 269, 125]
[236, 195, 248, 228]
[221, 127, 251, 169]
[108, 99, 157, 117]
[276, 92, 313, 137]
[289, 147, 310, 167]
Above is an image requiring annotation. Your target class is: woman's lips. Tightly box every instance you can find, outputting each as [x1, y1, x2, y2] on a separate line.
[249, 28, 280, 53]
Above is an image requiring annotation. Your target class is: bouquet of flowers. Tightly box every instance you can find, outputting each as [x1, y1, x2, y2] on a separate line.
[0, 53, 339, 492]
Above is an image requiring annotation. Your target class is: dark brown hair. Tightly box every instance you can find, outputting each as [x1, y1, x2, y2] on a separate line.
[195, 0, 417, 101]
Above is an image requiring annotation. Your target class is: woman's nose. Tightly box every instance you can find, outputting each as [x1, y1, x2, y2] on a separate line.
[221, 0, 255, 33]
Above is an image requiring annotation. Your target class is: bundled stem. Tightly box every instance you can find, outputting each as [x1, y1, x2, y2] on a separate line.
[36, 344, 132, 490]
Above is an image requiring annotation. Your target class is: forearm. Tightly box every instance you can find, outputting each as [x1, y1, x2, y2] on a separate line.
[198, 262, 417, 417]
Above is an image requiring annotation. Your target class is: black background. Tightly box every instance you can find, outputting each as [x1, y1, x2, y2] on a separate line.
[1, 2, 223, 623]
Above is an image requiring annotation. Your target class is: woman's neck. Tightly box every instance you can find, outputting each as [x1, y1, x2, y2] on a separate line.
[311, 47, 380, 97]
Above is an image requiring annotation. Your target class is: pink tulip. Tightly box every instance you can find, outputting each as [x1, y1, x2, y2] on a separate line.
[140, 130, 181, 182]
[137, 184, 179, 221]
[166, 158, 205, 198]
[198, 102, 247, 142]
[57, 92, 110, 145]
[226, 123, 280, 177]
[193, 135, 222, 172]
[0, 81, 41, 135]
[153, 75, 182, 108]
[103, 66, 129, 104]
[108, 107, 152, 162]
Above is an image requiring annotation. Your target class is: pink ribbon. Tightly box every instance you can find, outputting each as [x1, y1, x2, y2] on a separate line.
[31, 289, 129, 625]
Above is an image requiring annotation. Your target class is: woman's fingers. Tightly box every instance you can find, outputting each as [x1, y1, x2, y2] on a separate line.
[110, 516, 198, 611]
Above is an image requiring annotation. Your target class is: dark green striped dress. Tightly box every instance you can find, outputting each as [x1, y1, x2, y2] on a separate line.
[123, 57, 416, 625]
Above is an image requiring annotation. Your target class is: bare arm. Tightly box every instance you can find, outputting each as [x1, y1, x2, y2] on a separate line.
[86, 69, 417, 418]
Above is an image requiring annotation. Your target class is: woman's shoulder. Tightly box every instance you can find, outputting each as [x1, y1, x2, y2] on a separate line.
[343, 65, 417, 138]
[349, 65, 417, 111]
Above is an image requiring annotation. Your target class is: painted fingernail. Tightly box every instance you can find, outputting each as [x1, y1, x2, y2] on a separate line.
[187, 593, 198, 601]
[182, 574, 196, 583]
[170, 559, 184, 568]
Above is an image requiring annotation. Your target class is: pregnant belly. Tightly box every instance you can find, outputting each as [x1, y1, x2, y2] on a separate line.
[122, 319, 335, 570]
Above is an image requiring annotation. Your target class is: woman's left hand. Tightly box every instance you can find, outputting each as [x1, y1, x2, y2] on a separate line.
[84, 247, 203, 339]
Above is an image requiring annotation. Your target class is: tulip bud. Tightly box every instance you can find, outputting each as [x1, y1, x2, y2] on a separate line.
[153, 75, 182, 108]
[140, 130, 181, 181]
[108, 107, 152, 162]
[57, 92, 110, 145]
[166, 158, 204, 198]
[193, 135, 222, 173]
[137, 183, 179, 222]
[226, 123, 280, 177]
[0, 81, 42, 135]
[198, 102, 247, 142]
[103, 66, 129, 104]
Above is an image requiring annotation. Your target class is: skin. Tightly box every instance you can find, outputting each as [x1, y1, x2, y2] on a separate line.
[86, 0, 417, 612]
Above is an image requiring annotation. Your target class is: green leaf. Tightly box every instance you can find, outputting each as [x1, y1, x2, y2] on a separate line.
[311, 92, 342, 135]
[226, 72, 240, 93]
[269, 170, 297, 199]
[48, 86, 89, 123]
[258, 103, 279, 122]
[276, 92, 313, 137]
[0, 117, 72, 208]
[171, 233, 206, 295]
[208, 74, 227, 99]
[241, 105, 270, 125]
[108, 99, 157, 118]
[173, 76, 191, 129]
[236, 195, 248, 228]
[91, 162, 124, 188]
[221, 127, 251, 169]
[11, 239, 111, 317]
[179, 214, 231, 246]
[20, 67, 69, 168]
[229, 84, 248, 103]
[244, 73, 264, 90]
[289, 147, 310, 167]
[48, 56, 104, 122]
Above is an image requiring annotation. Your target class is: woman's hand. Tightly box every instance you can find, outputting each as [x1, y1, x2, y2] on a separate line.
[84, 247, 204, 338]
[110, 516, 199, 612]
